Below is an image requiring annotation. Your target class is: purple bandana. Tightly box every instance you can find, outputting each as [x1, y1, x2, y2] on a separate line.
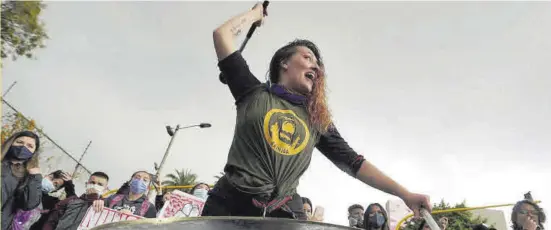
[268, 84, 307, 106]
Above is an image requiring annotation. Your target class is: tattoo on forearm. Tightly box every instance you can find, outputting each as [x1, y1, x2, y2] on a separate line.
[230, 17, 248, 36]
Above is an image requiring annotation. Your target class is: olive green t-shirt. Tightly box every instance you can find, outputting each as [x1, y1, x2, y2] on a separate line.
[218, 51, 366, 200]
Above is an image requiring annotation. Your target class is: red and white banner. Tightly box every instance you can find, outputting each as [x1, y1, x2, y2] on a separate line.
[157, 190, 205, 218]
[77, 207, 143, 230]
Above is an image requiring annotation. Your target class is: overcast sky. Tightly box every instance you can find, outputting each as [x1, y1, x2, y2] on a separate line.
[2, 1, 550, 228]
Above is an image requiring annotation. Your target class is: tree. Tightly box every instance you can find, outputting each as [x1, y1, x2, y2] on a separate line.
[162, 168, 198, 193]
[1, 0, 48, 61]
[402, 199, 489, 230]
[1, 111, 55, 164]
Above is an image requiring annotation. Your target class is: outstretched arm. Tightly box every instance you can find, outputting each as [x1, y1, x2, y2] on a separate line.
[213, 3, 265, 102]
[316, 126, 431, 217]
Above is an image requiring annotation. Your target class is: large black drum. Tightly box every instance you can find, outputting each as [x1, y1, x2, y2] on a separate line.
[92, 217, 356, 230]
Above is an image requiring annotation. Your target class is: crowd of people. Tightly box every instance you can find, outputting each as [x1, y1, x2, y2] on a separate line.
[1, 130, 547, 230]
[340, 195, 546, 230]
[1, 3, 547, 230]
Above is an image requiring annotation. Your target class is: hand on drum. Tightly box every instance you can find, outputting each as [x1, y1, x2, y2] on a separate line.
[163, 192, 173, 202]
[402, 192, 431, 219]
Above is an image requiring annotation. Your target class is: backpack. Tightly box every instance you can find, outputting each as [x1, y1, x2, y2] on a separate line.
[108, 195, 150, 217]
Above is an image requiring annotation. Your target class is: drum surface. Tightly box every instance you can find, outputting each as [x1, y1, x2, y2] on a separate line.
[91, 216, 356, 230]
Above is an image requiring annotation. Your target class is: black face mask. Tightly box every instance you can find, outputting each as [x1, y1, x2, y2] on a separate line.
[7, 145, 34, 160]
[368, 213, 386, 229]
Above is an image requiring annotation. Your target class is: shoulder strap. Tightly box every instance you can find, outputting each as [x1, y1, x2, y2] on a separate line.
[139, 201, 150, 217]
[109, 195, 124, 208]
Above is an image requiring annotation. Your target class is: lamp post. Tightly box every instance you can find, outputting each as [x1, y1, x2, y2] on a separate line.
[154, 123, 212, 180]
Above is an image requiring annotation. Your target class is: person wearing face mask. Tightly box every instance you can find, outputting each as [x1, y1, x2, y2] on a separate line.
[155, 182, 211, 212]
[348, 204, 365, 228]
[190, 183, 210, 200]
[30, 170, 75, 230]
[41, 172, 110, 230]
[1, 131, 43, 230]
[363, 203, 390, 230]
[92, 171, 157, 218]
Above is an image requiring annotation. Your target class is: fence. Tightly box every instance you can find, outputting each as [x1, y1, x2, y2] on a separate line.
[2, 99, 92, 194]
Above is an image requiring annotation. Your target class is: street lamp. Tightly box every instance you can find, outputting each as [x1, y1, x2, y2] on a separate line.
[165, 123, 211, 137]
[154, 123, 212, 179]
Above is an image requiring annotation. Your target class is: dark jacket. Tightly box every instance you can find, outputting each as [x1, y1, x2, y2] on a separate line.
[30, 181, 76, 230]
[42, 194, 100, 230]
[1, 131, 43, 230]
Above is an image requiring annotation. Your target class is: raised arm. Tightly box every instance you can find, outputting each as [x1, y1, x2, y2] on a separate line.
[15, 171, 43, 211]
[213, 3, 265, 61]
[213, 3, 265, 102]
[316, 126, 431, 217]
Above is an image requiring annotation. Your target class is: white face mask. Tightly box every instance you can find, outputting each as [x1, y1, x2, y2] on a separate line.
[192, 188, 209, 200]
[86, 183, 105, 195]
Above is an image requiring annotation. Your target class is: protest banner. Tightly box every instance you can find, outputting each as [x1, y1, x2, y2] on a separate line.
[386, 199, 413, 230]
[157, 190, 205, 218]
[77, 207, 143, 230]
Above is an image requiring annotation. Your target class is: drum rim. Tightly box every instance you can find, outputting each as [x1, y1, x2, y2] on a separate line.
[91, 216, 356, 230]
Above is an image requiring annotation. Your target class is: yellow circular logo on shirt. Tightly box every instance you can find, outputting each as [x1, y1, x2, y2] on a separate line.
[263, 109, 310, 156]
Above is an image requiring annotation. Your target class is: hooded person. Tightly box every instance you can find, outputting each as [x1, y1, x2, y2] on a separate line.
[1, 131, 43, 230]
[92, 171, 157, 218]
[41, 172, 110, 230]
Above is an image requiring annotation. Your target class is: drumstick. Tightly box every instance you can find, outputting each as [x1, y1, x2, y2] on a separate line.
[421, 209, 442, 230]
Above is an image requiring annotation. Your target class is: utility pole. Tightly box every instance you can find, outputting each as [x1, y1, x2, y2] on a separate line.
[2, 99, 93, 174]
[2, 81, 17, 98]
[72, 140, 92, 177]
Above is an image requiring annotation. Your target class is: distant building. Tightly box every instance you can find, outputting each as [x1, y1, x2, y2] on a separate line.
[471, 209, 507, 230]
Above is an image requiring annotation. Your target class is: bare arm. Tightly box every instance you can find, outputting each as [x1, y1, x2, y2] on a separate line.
[213, 3, 265, 61]
[355, 161, 409, 199]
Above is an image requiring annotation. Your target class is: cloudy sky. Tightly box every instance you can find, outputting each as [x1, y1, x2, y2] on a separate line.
[2, 1, 550, 228]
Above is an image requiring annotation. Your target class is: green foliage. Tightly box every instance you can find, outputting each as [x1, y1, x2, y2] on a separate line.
[162, 168, 198, 193]
[402, 199, 489, 230]
[1, 0, 48, 60]
[1, 110, 57, 173]
[2, 111, 40, 150]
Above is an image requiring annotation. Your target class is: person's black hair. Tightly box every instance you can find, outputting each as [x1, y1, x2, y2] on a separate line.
[268, 39, 323, 84]
[50, 170, 64, 179]
[91, 171, 109, 181]
[302, 197, 312, 209]
[117, 170, 152, 195]
[511, 200, 546, 230]
[348, 204, 364, 214]
[16, 131, 41, 152]
[363, 203, 390, 230]
[190, 182, 210, 194]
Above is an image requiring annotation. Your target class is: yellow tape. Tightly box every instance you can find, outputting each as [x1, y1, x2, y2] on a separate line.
[394, 200, 541, 230]
[101, 184, 214, 198]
